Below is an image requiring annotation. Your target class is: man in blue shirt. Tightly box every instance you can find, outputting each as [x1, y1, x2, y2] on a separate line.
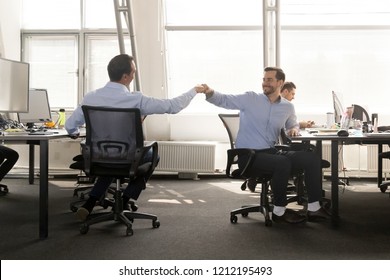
[66, 54, 205, 221]
[201, 67, 329, 224]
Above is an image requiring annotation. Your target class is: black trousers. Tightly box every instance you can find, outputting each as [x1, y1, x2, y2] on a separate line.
[0, 145, 19, 181]
[238, 148, 322, 207]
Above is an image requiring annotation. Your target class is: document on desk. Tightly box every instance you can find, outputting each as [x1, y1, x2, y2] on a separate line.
[311, 129, 340, 136]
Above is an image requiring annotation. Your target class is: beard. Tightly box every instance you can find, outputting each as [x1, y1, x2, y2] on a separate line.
[263, 85, 275, 95]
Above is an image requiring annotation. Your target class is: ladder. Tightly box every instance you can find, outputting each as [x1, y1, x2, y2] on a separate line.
[113, 0, 141, 91]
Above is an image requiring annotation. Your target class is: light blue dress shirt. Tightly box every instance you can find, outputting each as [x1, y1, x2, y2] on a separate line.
[207, 91, 299, 150]
[66, 81, 196, 135]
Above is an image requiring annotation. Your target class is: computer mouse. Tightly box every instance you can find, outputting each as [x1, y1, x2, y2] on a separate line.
[337, 129, 349, 137]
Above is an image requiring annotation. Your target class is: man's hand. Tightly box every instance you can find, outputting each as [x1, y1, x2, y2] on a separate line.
[68, 133, 79, 139]
[288, 128, 300, 137]
[201, 84, 214, 95]
[299, 120, 315, 129]
[194, 84, 205, 93]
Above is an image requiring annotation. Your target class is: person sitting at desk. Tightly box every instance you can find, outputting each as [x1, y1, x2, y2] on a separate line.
[199, 67, 330, 224]
[66, 54, 205, 221]
[0, 145, 19, 195]
[281, 81, 315, 129]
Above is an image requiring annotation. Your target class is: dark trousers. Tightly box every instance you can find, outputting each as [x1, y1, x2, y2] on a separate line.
[0, 145, 19, 181]
[90, 148, 158, 200]
[238, 148, 322, 207]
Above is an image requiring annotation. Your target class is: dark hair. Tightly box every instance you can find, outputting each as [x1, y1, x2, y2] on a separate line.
[107, 54, 134, 81]
[264, 66, 285, 82]
[281, 81, 296, 92]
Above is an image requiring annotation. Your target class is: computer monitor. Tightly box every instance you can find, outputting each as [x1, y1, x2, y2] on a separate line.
[0, 57, 30, 113]
[18, 89, 52, 129]
[332, 91, 344, 124]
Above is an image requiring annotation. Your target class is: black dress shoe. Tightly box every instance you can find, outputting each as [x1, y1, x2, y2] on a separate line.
[246, 178, 257, 192]
[307, 207, 331, 222]
[272, 209, 306, 224]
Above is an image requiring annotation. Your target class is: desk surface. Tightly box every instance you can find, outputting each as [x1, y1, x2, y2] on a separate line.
[292, 131, 390, 143]
[0, 129, 74, 239]
[291, 130, 390, 226]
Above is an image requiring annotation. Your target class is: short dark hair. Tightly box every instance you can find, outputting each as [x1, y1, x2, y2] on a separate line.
[281, 81, 296, 92]
[107, 54, 134, 81]
[264, 66, 285, 82]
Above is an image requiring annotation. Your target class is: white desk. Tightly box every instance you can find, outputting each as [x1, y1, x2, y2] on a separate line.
[292, 132, 390, 226]
[0, 130, 71, 239]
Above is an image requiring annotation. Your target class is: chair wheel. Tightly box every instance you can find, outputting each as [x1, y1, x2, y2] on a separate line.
[80, 223, 89, 234]
[265, 219, 273, 227]
[240, 182, 247, 191]
[380, 185, 388, 193]
[230, 215, 238, 223]
[126, 226, 134, 236]
[153, 220, 160, 228]
[0, 185, 9, 195]
[70, 205, 78, 212]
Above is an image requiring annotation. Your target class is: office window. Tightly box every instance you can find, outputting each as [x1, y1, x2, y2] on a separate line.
[85, 35, 131, 93]
[164, 0, 263, 114]
[22, 0, 123, 110]
[22, 0, 80, 29]
[23, 35, 78, 109]
[280, 0, 390, 115]
[85, 0, 117, 29]
[281, 29, 390, 114]
[165, 0, 390, 115]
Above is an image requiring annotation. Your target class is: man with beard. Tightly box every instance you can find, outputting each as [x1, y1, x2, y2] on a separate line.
[200, 67, 329, 224]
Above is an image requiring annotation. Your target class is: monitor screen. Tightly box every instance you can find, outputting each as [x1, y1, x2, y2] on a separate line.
[0, 57, 30, 113]
[332, 91, 344, 124]
[18, 89, 52, 128]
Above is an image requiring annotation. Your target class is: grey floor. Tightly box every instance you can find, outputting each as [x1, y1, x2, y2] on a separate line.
[0, 175, 390, 260]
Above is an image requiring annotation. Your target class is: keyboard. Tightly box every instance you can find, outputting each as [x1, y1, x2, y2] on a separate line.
[28, 131, 55, 135]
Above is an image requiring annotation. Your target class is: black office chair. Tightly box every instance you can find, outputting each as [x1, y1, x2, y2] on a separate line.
[68, 154, 131, 213]
[352, 104, 370, 123]
[69, 154, 97, 212]
[78, 105, 160, 236]
[219, 113, 303, 226]
[376, 126, 390, 193]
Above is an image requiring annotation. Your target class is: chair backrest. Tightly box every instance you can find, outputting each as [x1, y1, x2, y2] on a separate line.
[218, 113, 240, 149]
[352, 104, 370, 122]
[81, 105, 144, 176]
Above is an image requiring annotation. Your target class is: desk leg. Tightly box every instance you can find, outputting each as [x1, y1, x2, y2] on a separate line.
[378, 144, 383, 189]
[39, 140, 49, 239]
[331, 140, 340, 226]
[29, 144, 35, 184]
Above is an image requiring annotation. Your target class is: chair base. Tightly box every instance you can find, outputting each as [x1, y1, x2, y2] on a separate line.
[230, 204, 272, 226]
[379, 181, 390, 193]
[231, 179, 273, 227]
[79, 185, 160, 236]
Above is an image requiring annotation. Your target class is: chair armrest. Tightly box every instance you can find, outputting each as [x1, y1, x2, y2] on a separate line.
[226, 148, 255, 178]
[274, 144, 290, 151]
[129, 141, 158, 179]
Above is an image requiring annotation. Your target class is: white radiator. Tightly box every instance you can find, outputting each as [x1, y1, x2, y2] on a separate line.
[367, 145, 390, 173]
[321, 142, 346, 171]
[155, 141, 216, 173]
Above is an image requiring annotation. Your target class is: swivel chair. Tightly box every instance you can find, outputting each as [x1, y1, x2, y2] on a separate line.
[376, 126, 390, 193]
[352, 104, 370, 123]
[79, 105, 160, 236]
[219, 113, 295, 226]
